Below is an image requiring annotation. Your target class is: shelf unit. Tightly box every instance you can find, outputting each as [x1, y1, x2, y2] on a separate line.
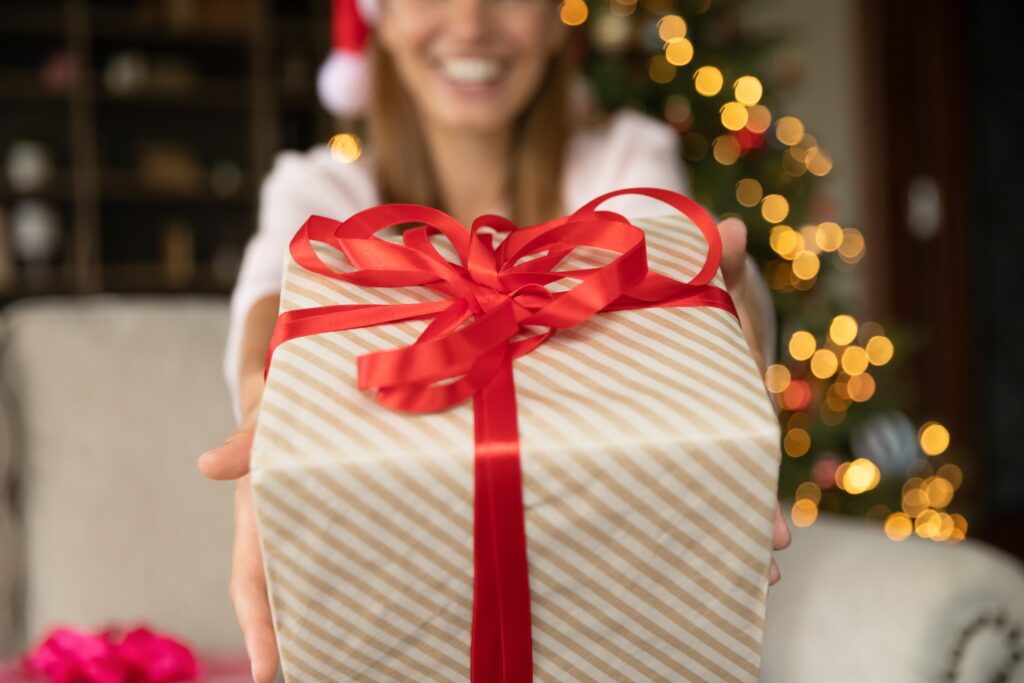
[0, 0, 333, 303]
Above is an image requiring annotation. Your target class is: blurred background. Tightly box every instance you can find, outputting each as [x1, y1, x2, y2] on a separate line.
[1, 0, 1022, 680]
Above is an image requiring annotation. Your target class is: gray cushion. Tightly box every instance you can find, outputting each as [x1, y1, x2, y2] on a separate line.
[0, 295, 242, 657]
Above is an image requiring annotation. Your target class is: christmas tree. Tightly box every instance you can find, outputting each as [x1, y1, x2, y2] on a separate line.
[565, 0, 971, 542]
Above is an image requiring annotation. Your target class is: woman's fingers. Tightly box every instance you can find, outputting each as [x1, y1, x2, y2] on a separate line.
[198, 408, 259, 481]
[230, 476, 279, 683]
[768, 557, 781, 585]
[197, 428, 255, 481]
[768, 502, 791, 587]
[773, 501, 792, 550]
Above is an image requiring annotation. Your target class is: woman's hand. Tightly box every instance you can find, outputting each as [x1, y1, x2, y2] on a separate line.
[197, 407, 280, 683]
[717, 217, 793, 586]
[769, 501, 791, 585]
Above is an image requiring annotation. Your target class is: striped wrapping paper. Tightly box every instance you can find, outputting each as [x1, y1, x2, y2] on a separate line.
[250, 213, 783, 682]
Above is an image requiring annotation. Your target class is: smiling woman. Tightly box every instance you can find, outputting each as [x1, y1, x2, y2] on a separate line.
[199, 0, 790, 679]
[370, 0, 571, 226]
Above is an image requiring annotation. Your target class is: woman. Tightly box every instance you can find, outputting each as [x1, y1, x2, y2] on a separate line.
[198, 0, 791, 679]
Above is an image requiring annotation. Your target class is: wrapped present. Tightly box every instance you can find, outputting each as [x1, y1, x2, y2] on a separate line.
[250, 188, 782, 682]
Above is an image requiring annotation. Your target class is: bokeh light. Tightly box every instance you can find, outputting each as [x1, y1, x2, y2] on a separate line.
[764, 363, 791, 393]
[846, 373, 876, 402]
[829, 314, 858, 346]
[812, 458, 839, 489]
[694, 66, 724, 96]
[746, 104, 772, 133]
[840, 346, 870, 375]
[795, 481, 821, 504]
[810, 348, 838, 378]
[775, 116, 805, 145]
[937, 463, 963, 490]
[735, 178, 763, 207]
[790, 498, 818, 527]
[720, 102, 749, 131]
[559, 0, 588, 26]
[784, 428, 811, 457]
[791, 250, 820, 280]
[842, 458, 880, 494]
[770, 225, 803, 259]
[788, 330, 816, 361]
[657, 14, 687, 42]
[924, 476, 955, 508]
[919, 421, 951, 456]
[815, 221, 843, 251]
[805, 146, 833, 176]
[665, 39, 694, 66]
[884, 512, 913, 541]
[915, 509, 942, 539]
[328, 133, 362, 163]
[712, 135, 740, 165]
[733, 75, 763, 105]
[782, 148, 806, 176]
[838, 227, 865, 263]
[760, 194, 789, 223]
[781, 378, 812, 411]
[866, 335, 894, 365]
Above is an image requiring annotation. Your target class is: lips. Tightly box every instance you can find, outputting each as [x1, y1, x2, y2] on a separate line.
[437, 56, 505, 87]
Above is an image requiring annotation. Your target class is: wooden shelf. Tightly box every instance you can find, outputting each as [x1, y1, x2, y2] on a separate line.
[0, 5, 67, 38]
[96, 84, 251, 109]
[0, 70, 71, 103]
[100, 262, 234, 292]
[100, 179, 254, 205]
[90, 8, 250, 47]
[0, 0, 332, 304]
[0, 172, 74, 201]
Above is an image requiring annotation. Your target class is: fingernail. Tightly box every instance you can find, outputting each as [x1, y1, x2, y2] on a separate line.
[199, 447, 220, 462]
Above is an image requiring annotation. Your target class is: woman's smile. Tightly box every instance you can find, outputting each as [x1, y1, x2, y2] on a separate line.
[435, 55, 507, 95]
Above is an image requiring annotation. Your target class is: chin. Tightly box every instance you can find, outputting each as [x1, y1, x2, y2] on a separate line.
[447, 111, 515, 133]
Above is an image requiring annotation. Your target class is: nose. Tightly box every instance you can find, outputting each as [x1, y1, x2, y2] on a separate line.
[447, 0, 490, 42]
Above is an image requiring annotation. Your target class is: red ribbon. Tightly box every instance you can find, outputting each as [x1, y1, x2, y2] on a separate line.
[264, 187, 738, 682]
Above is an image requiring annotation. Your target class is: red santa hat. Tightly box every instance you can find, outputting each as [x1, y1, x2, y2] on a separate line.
[317, 0, 379, 117]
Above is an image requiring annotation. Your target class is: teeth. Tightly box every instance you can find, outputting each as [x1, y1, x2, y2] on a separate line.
[441, 57, 501, 84]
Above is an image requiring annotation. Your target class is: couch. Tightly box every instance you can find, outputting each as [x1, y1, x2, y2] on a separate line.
[1, 296, 1022, 682]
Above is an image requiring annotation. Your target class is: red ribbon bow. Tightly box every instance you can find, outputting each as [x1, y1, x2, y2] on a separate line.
[264, 187, 738, 682]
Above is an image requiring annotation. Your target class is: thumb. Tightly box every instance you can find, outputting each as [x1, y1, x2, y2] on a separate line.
[717, 217, 748, 292]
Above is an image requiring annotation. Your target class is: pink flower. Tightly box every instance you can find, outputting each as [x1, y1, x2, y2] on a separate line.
[19, 625, 203, 683]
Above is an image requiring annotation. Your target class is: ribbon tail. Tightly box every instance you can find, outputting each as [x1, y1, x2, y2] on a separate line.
[471, 350, 533, 683]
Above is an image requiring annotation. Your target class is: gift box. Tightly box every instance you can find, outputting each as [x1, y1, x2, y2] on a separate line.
[250, 188, 782, 682]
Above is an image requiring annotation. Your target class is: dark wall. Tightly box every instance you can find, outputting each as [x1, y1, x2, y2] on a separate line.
[968, 1, 1024, 524]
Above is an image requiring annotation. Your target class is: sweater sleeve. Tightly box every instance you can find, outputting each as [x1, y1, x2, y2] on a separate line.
[222, 147, 377, 425]
[563, 108, 693, 219]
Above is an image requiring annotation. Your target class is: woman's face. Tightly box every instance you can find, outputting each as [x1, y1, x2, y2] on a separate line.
[376, 0, 567, 134]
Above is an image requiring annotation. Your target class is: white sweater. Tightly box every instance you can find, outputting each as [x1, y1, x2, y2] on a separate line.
[223, 108, 776, 424]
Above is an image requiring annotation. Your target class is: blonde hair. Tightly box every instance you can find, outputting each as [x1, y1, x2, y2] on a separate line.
[365, 38, 572, 226]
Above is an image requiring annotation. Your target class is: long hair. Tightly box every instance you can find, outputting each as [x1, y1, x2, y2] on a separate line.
[365, 38, 572, 226]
